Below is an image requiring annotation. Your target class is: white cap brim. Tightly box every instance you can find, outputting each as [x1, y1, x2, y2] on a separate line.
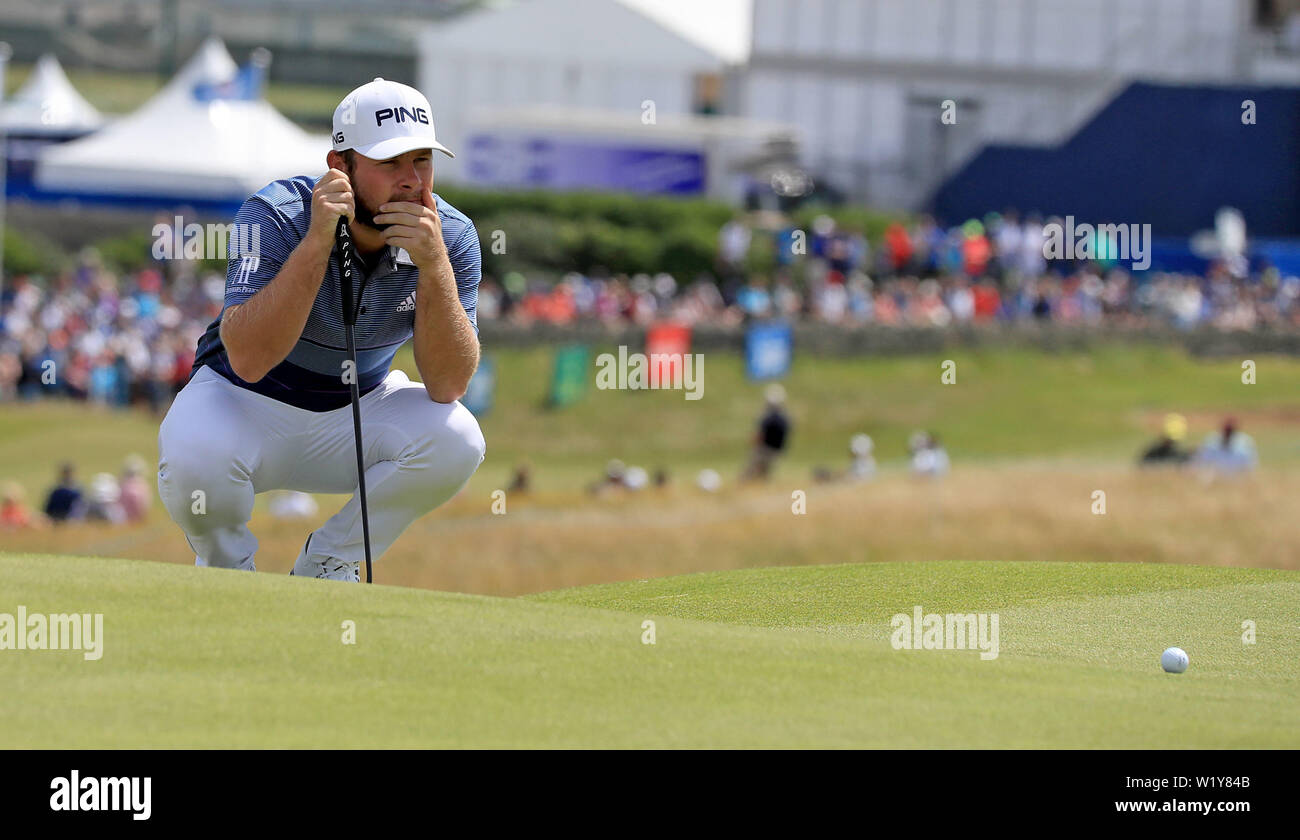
[353, 135, 455, 160]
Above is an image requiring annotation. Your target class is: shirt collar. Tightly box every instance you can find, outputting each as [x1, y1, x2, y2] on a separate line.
[392, 246, 415, 267]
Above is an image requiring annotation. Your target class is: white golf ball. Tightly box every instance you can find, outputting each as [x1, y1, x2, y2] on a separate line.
[1161, 647, 1189, 674]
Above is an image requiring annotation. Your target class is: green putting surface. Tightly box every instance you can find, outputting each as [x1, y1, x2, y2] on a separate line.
[1, 554, 1294, 748]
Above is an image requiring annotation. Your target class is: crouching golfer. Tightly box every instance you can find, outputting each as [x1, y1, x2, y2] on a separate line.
[158, 78, 485, 581]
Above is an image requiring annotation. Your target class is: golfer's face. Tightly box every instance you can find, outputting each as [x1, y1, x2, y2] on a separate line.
[349, 149, 433, 229]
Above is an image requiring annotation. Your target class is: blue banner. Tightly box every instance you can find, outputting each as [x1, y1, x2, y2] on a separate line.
[745, 321, 793, 381]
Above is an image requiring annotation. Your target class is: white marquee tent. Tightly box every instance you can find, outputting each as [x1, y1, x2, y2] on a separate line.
[36, 38, 330, 202]
[0, 53, 104, 136]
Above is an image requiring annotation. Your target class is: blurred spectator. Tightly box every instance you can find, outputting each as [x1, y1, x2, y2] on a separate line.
[972, 279, 1001, 321]
[1195, 419, 1258, 475]
[960, 219, 992, 277]
[1018, 215, 1047, 277]
[884, 222, 914, 274]
[269, 490, 319, 520]
[718, 216, 751, 280]
[624, 465, 649, 490]
[587, 460, 648, 495]
[815, 277, 849, 323]
[845, 273, 874, 323]
[909, 431, 950, 477]
[2, 481, 43, 529]
[741, 384, 791, 481]
[1139, 413, 1192, 467]
[771, 274, 802, 319]
[736, 276, 772, 319]
[85, 473, 126, 524]
[119, 454, 152, 523]
[816, 432, 879, 484]
[508, 464, 531, 495]
[43, 463, 85, 523]
[848, 434, 877, 481]
[588, 459, 628, 496]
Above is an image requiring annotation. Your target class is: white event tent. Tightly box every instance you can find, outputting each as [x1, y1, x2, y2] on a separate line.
[36, 37, 329, 203]
[0, 53, 104, 136]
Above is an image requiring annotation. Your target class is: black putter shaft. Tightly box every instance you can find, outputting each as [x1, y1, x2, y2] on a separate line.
[336, 215, 374, 584]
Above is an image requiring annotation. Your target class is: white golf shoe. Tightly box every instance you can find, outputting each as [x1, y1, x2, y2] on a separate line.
[290, 534, 360, 582]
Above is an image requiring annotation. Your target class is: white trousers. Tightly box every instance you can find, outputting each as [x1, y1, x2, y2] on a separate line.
[157, 365, 486, 571]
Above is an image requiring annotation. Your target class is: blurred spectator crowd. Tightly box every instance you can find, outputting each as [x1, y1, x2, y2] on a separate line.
[3, 210, 1298, 412]
[0, 250, 216, 410]
[477, 212, 1300, 331]
[2, 459, 152, 531]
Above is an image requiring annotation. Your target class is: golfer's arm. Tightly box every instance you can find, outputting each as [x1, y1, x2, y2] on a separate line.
[413, 249, 479, 404]
[221, 230, 333, 383]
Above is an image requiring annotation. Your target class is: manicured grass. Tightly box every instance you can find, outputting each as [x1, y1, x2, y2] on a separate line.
[1, 554, 1294, 747]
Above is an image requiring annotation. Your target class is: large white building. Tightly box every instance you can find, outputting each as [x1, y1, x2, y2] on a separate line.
[415, 0, 787, 199]
[416, 0, 741, 159]
[743, 0, 1300, 209]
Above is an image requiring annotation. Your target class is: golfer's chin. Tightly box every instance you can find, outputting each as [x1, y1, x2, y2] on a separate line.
[355, 213, 391, 232]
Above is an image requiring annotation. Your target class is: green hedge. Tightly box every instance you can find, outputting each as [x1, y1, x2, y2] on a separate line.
[789, 203, 905, 242]
[19, 187, 905, 283]
[436, 187, 906, 280]
[3, 227, 67, 279]
[432, 186, 737, 232]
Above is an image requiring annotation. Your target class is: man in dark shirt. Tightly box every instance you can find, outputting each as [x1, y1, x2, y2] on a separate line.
[742, 385, 791, 481]
[1138, 413, 1191, 467]
[43, 463, 84, 523]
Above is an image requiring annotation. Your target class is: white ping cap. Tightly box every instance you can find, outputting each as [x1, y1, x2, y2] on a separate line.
[332, 77, 454, 160]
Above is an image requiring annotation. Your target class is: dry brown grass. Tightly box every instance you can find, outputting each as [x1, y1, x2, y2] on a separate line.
[6, 463, 1296, 596]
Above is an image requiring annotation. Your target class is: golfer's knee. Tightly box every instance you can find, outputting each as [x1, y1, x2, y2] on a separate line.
[444, 404, 487, 479]
[158, 435, 254, 530]
[414, 403, 486, 483]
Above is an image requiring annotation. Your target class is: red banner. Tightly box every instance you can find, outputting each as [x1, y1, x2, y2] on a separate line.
[645, 322, 692, 389]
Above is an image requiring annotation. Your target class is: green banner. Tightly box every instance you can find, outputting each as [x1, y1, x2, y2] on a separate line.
[549, 344, 589, 408]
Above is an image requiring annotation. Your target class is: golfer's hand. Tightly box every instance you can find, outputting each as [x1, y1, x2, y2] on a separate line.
[309, 168, 355, 242]
[375, 185, 445, 272]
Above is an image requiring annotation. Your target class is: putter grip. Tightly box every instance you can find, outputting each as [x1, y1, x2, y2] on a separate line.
[336, 216, 354, 326]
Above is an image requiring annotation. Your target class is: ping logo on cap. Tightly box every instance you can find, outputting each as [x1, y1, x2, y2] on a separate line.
[374, 107, 430, 127]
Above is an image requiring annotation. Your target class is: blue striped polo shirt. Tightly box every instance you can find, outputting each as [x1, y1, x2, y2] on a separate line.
[191, 174, 480, 411]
